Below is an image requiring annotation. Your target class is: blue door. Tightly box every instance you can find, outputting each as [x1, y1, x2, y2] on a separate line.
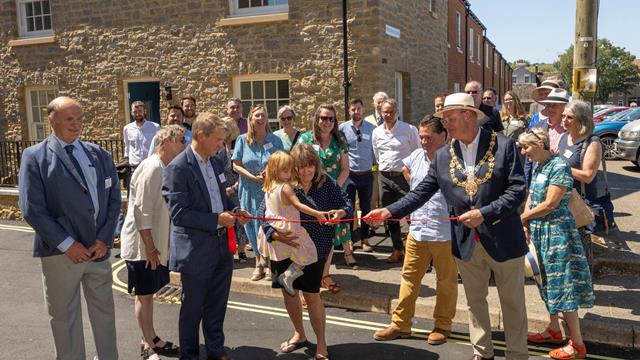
[128, 82, 160, 124]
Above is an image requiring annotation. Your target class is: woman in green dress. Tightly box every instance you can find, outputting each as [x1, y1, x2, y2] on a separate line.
[298, 104, 356, 292]
[519, 128, 594, 360]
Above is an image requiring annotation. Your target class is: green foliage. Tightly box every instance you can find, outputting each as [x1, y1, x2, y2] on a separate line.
[554, 39, 640, 102]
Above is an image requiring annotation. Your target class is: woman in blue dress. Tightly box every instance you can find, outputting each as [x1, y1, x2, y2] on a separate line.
[232, 105, 284, 281]
[519, 128, 594, 360]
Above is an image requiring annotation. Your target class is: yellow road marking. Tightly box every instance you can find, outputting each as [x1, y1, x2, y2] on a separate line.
[110, 261, 624, 360]
[0, 224, 34, 233]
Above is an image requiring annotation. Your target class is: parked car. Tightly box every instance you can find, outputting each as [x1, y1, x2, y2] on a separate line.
[594, 108, 640, 159]
[593, 106, 629, 122]
[615, 119, 640, 166]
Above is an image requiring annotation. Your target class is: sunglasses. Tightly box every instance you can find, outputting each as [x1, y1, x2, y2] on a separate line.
[355, 128, 362, 142]
[466, 90, 478, 95]
[482, 96, 493, 100]
[319, 116, 335, 122]
[280, 116, 293, 121]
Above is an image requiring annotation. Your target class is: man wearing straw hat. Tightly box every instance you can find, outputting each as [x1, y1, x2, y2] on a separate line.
[366, 93, 529, 360]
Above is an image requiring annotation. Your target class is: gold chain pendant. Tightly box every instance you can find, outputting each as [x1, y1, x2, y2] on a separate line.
[465, 179, 478, 196]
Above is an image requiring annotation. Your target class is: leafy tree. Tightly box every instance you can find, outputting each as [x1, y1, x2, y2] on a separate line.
[555, 39, 640, 102]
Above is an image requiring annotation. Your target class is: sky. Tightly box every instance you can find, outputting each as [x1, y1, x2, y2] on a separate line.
[469, 0, 639, 65]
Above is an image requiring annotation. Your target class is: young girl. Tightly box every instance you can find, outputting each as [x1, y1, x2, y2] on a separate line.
[257, 151, 326, 295]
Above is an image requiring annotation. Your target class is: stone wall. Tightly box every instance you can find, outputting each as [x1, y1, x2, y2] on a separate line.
[0, 0, 448, 141]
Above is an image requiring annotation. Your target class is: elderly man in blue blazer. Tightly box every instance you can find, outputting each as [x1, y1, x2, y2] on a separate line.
[19, 96, 121, 360]
[367, 93, 529, 360]
[163, 112, 250, 360]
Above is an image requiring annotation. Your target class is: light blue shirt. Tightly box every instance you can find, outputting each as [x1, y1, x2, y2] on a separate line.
[55, 137, 99, 252]
[402, 148, 451, 242]
[192, 147, 224, 227]
[339, 120, 376, 172]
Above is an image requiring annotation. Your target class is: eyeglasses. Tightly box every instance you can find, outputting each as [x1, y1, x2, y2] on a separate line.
[319, 116, 335, 122]
[482, 97, 493, 100]
[466, 90, 478, 95]
[280, 116, 293, 121]
[526, 129, 541, 141]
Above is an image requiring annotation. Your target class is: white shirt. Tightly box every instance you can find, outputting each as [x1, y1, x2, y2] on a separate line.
[459, 128, 481, 173]
[403, 149, 451, 242]
[123, 120, 159, 166]
[192, 148, 224, 223]
[372, 120, 420, 172]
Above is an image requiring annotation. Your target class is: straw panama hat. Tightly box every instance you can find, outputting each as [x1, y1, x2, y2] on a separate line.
[532, 77, 565, 103]
[433, 93, 485, 120]
[524, 241, 542, 286]
[538, 88, 570, 104]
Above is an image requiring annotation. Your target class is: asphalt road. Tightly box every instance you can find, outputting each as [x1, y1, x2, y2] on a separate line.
[1, 222, 638, 360]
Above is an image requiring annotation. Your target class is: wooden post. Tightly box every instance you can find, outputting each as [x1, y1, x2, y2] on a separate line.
[572, 0, 599, 101]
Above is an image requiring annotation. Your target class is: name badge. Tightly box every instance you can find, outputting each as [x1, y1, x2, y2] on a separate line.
[536, 173, 548, 183]
[105, 178, 112, 189]
[218, 173, 226, 183]
[264, 142, 273, 150]
[563, 149, 573, 158]
[362, 133, 371, 140]
[510, 120, 522, 126]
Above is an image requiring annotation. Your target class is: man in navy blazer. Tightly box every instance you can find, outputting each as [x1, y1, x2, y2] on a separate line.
[367, 93, 529, 360]
[19, 97, 121, 360]
[163, 112, 249, 360]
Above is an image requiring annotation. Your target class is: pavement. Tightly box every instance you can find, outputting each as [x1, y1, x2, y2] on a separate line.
[165, 159, 640, 350]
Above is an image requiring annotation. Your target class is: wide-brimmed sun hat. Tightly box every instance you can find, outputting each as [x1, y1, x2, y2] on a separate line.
[538, 88, 570, 104]
[532, 77, 565, 103]
[434, 93, 485, 120]
[524, 241, 542, 286]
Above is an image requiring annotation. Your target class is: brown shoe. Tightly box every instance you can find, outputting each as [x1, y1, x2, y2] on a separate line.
[427, 327, 451, 345]
[361, 240, 373, 253]
[373, 326, 411, 341]
[386, 250, 404, 263]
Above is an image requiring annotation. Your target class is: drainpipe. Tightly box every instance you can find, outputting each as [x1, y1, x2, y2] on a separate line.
[482, 29, 486, 86]
[464, 2, 470, 83]
[341, 0, 350, 121]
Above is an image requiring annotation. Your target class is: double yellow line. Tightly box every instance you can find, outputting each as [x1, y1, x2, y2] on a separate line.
[110, 259, 623, 360]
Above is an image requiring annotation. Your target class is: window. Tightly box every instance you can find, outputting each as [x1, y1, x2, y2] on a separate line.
[429, 0, 435, 12]
[455, 12, 461, 48]
[26, 87, 58, 140]
[477, 35, 481, 64]
[236, 75, 290, 131]
[16, 0, 53, 38]
[494, 56, 498, 74]
[230, 0, 288, 17]
[512, 75, 517, 84]
[453, 83, 460, 93]
[485, 43, 489, 67]
[469, 28, 474, 60]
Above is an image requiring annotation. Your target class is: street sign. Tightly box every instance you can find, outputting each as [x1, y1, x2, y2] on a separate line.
[573, 68, 597, 93]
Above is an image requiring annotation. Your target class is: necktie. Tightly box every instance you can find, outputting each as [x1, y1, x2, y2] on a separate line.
[65, 145, 88, 188]
[377, 115, 383, 126]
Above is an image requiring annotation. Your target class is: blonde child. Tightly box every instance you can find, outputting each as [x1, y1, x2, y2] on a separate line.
[257, 151, 326, 295]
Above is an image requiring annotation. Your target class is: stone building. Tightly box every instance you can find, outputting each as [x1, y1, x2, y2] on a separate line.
[0, 0, 449, 144]
[447, 0, 512, 101]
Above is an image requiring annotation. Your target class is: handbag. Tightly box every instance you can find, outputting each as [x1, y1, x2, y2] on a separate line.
[569, 188, 595, 228]
[579, 136, 617, 234]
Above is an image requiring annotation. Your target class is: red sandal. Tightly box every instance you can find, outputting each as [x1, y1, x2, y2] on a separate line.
[549, 339, 587, 359]
[527, 326, 563, 344]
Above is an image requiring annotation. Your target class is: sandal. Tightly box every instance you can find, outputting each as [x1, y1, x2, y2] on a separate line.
[250, 266, 265, 281]
[279, 338, 309, 353]
[238, 252, 248, 264]
[321, 275, 341, 294]
[344, 251, 359, 270]
[141, 347, 160, 360]
[314, 353, 330, 360]
[528, 326, 563, 344]
[549, 339, 587, 359]
[151, 335, 180, 357]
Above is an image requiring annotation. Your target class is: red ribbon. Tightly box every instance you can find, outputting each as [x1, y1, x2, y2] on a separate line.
[235, 214, 459, 224]
[227, 226, 237, 254]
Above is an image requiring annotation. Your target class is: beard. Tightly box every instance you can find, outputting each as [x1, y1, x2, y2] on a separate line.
[184, 109, 195, 118]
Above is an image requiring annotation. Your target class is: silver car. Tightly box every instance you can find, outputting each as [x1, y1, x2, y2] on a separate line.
[615, 118, 640, 166]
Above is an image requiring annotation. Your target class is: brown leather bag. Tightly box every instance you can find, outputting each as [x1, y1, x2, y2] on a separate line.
[569, 188, 595, 228]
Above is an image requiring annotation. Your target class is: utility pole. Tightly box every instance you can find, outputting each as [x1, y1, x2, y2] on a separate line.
[572, 0, 599, 101]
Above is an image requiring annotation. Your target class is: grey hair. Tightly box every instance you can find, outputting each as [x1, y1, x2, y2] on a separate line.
[277, 105, 296, 121]
[154, 124, 185, 150]
[381, 98, 398, 110]
[518, 127, 549, 150]
[373, 91, 389, 101]
[565, 101, 594, 136]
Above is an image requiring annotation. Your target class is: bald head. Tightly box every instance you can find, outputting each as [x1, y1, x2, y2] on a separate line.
[464, 81, 483, 107]
[47, 97, 84, 143]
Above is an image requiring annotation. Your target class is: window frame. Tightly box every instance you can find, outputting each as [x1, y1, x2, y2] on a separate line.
[233, 74, 291, 130]
[26, 86, 58, 141]
[469, 28, 474, 60]
[229, 0, 289, 17]
[485, 43, 489, 67]
[16, 0, 54, 38]
[455, 12, 461, 49]
[476, 34, 481, 64]
[428, 0, 435, 13]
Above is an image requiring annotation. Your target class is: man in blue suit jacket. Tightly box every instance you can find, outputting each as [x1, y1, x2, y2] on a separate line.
[367, 94, 529, 360]
[163, 112, 249, 360]
[19, 97, 121, 360]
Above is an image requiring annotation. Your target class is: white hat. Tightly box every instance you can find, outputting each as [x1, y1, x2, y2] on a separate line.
[524, 241, 542, 286]
[532, 77, 564, 102]
[434, 93, 485, 120]
[538, 88, 570, 104]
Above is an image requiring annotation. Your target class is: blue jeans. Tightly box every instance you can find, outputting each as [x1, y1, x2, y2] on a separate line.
[346, 171, 373, 241]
